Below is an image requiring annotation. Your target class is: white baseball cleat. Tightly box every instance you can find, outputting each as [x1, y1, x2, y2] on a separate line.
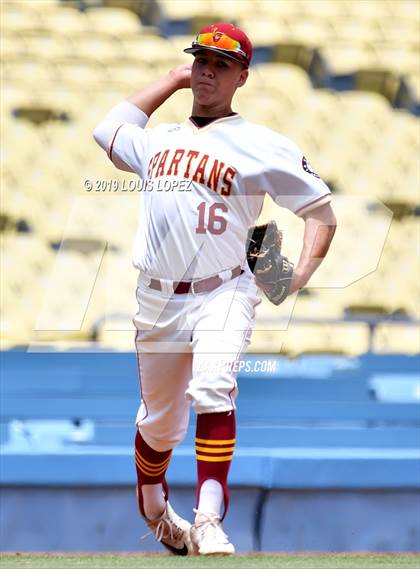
[190, 509, 235, 555]
[145, 501, 195, 555]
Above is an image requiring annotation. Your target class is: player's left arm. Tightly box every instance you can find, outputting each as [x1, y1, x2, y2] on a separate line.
[290, 202, 337, 294]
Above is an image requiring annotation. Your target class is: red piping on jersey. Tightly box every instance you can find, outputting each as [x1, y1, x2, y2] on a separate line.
[108, 124, 124, 163]
[134, 329, 149, 422]
[295, 193, 331, 216]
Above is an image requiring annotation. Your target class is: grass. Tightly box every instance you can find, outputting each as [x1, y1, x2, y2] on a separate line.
[0, 554, 419, 569]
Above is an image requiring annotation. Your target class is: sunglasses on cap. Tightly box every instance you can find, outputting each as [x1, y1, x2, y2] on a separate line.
[192, 31, 248, 59]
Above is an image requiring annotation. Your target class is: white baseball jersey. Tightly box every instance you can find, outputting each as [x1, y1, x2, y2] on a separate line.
[109, 114, 331, 280]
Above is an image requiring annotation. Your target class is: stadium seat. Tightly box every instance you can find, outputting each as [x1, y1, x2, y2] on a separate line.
[54, 57, 107, 87]
[167, 35, 197, 62]
[31, 249, 105, 336]
[373, 324, 420, 354]
[3, 57, 56, 85]
[386, 0, 420, 22]
[292, 290, 346, 319]
[159, 0, 214, 20]
[296, 0, 349, 21]
[322, 45, 377, 75]
[237, 16, 288, 45]
[282, 322, 369, 356]
[86, 7, 142, 35]
[406, 72, 420, 101]
[279, 20, 332, 49]
[66, 35, 122, 63]
[1, 2, 43, 34]
[210, 0, 259, 20]
[376, 48, 419, 76]
[19, 30, 72, 60]
[1, 32, 28, 58]
[247, 329, 288, 355]
[37, 7, 91, 33]
[329, 17, 380, 45]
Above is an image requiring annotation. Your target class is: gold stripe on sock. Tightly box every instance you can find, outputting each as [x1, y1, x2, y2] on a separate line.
[135, 449, 171, 471]
[135, 451, 171, 476]
[195, 437, 236, 446]
[135, 449, 172, 469]
[135, 456, 169, 477]
[195, 445, 235, 454]
[196, 454, 233, 462]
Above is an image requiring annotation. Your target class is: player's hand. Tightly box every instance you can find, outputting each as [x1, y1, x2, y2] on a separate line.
[167, 64, 192, 90]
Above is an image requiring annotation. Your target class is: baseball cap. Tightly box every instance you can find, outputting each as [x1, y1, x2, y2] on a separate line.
[184, 22, 253, 67]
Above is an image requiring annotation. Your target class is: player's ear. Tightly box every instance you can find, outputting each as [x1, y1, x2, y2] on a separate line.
[237, 67, 249, 88]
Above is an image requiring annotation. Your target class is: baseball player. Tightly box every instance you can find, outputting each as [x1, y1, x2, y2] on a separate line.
[93, 22, 336, 556]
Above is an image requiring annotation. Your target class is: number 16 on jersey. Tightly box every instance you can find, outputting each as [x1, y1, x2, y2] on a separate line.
[195, 202, 228, 235]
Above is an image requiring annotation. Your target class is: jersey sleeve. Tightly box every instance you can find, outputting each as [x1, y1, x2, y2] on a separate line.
[261, 132, 331, 216]
[108, 123, 149, 178]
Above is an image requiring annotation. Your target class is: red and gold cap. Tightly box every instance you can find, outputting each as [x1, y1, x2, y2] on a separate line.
[184, 22, 253, 67]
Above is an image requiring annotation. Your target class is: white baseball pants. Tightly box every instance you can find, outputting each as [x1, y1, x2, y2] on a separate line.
[133, 268, 260, 452]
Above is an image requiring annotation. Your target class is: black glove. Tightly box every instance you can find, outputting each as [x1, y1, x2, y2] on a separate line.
[246, 220, 294, 305]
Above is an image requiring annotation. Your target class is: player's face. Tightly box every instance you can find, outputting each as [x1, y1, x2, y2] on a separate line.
[191, 51, 248, 112]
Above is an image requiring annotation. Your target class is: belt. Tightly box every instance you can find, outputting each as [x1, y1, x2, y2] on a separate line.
[149, 266, 243, 294]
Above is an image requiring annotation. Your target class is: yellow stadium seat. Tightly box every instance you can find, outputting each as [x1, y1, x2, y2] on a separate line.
[258, 0, 303, 19]
[322, 45, 377, 75]
[2, 235, 54, 280]
[1, 2, 43, 33]
[211, 0, 260, 20]
[376, 21, 419, 51]
[337, 91, 393, 127]
[282, 322, 370, 357]
[104, 252, 138, 308]
[297, 0, 349, 21]
[37, 7, 91, 33]
[373, 324, 420, 355]
[406, 72, 420, 101]
[375, 48, 419, 75]
[132, 35, 174, 64]
[1, 83, 39, 114]
[102, 59, 154, 90]
[32, 249, 104, 335]
[255, 62, 312, 90]
[24, 0, 59, 12]
[94, 330, 136, 350]
[1, 32, 27, 58]
[55, 57, 107, 87]
[292, 290, 346, 319]
[164, 35, 193, 64]
[279, 20, 332, 48]
[0, 303, 38, 348]
[3, 57, 56, 85]
[237, 16, 287, 45]
[159, 0, 214, 19]
[386, 0, 420, 22]
[22, 31, 73, 60]
[329, 17, 380, 45]
[253, 64, 312, 115]
[247, 329, 288, 355]
[391, 112, 420, 148]
[86, 6, 142, 35]
[343, 0, 393, 24]
[70, 35, 123, 63]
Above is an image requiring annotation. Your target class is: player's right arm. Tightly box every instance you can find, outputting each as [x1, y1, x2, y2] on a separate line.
[127, 64, 191, 116]
[93, 65, 191, 172]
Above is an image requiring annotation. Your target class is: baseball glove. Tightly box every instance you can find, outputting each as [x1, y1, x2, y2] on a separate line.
[246, 220, 294, 305]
